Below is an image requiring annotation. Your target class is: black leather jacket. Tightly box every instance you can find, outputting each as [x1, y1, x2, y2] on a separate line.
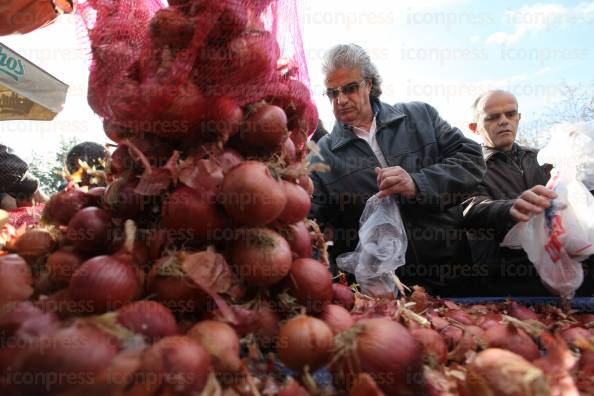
[309, 101, 485, 290]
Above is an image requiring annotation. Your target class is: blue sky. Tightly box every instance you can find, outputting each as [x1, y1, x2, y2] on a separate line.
[304, 0, 594, 141]
[1, 0, 593, 161]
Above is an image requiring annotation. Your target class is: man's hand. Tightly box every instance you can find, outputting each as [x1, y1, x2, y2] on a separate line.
[33, 188, 49, 204]
[510, 185, 557, 222]
[375, 166, 417, 199]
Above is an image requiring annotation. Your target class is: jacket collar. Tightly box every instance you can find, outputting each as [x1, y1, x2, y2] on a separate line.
[329, 99, 406, 152]
[482, 142, 537, 161]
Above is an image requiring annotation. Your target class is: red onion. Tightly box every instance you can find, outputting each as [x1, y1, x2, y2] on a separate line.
[229, 228, 292, 287]
[116, 301, 177, 342]
[410, 328, 448, 365]
[277, 315, 333, 371]
[45, 247, 86, 288]
[147, 254, 208, 315]
[320, 304, 354, 334]
[483, 323, 540, 361]
[297, 174, 314, 196]
[349, 373, 385, 396]
[66, 207, 112, 254]
[42, 189, 93, 225]
[279, 181, 311, 224]
[203, 96, 243, 142]
[129, 336, 211, 394]
[466, 349, 549, 395]
[149, 8, 195, 48]
[217, 148, 243, 173]
[69, 255, 142, 313]
[560, 326, 592, 347]
[506, 301, 541, 321]
[285, 221, 312, 259]
[332, 283, 355, 311]
[219, 161, 287, 225]
[187, 320, 241, 373]
[289, 258, 333, 313]
[162, 186, 229, 241]
[278, 377, 309, 396]
[14, 229, 56, 263]
[333, 318, 426, 395]
[0, 254, 33, 309]
[20, 324, 119, 395]
[443, 308, 474, 326]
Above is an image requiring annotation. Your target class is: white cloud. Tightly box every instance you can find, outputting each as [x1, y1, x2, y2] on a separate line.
[469, 35, 480, 43]
[486, 2, 594, 45]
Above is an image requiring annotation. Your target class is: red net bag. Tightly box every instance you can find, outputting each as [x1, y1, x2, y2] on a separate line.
[6, 205, 45, 229]
[78, 0, 317, 151]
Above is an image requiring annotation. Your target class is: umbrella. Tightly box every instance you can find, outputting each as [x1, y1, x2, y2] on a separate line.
[0, 41, 68, 121]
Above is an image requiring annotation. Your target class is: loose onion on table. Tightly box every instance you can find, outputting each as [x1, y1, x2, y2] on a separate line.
[410, 328, 448, 365]
[483, 323, 540, 361]
[466, 348, 550, 396]
[332, 318, 426, 396]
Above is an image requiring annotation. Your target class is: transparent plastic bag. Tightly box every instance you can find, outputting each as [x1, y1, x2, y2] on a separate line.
[336, 194, 407, 298]
[538, 122, 594, 190]
[502, 123, 594, 299]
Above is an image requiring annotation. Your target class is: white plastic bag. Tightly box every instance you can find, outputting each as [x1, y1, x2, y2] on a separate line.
[502, 122, 594, 299]
[336, 194, 407, 298]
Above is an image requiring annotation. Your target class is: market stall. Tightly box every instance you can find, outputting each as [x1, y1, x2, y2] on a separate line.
[1, 0, 594, 395]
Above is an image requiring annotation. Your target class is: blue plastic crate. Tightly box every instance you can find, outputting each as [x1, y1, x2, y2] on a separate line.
[450, 296, 594, 312]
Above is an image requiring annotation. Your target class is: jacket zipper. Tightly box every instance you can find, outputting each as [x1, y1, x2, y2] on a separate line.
[375, 125, 422, 269]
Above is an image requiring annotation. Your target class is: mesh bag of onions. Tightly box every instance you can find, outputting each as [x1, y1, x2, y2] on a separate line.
[79, 0, 318, 151]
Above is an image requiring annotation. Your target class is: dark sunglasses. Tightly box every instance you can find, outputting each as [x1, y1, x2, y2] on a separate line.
[324, 80, 367, 100]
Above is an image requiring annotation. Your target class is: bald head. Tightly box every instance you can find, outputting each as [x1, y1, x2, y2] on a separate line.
[471, 90, 518, 123]
[469, 90, 521, 151]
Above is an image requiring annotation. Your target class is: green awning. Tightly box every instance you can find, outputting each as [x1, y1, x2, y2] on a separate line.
[0, 42, 68, 121]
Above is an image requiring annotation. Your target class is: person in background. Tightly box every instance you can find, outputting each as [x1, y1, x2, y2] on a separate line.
[308, 44, 485, 295]
[62, 141, 109, 189]
[463, 89, 593, 296]
[0, 144, 47, 209]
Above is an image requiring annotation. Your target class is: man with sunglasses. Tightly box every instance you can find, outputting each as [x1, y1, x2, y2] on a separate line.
[309, 44, 486, 295]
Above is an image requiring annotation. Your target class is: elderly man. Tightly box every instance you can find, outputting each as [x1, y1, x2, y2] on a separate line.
[309, 44, 485, 294]
[463, 89, 594, 296]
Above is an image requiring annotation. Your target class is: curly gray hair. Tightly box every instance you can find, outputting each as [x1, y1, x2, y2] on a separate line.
[322, 44, 383, 98]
